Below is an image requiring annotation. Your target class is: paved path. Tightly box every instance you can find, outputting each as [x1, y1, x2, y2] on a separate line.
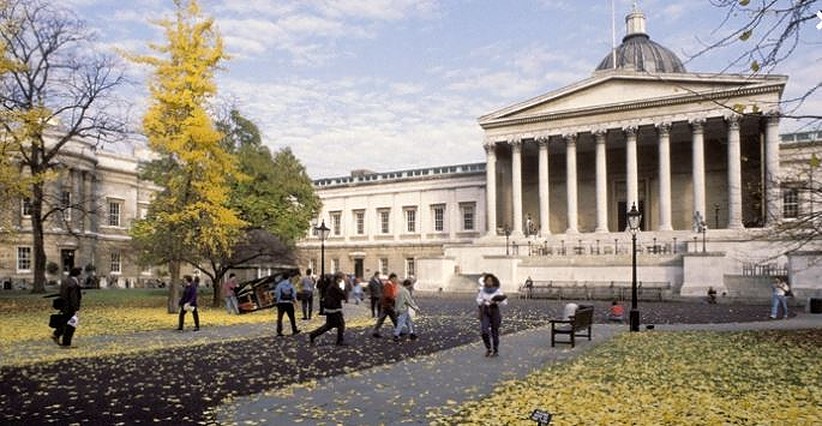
[218, 313, 822, 425]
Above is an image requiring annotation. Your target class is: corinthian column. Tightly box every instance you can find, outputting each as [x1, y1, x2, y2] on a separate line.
[565, 134, 578, 234]
[657, 123, 673, 231]
[691, 118, 706, 223]
[511, 138, 524, 237]
[537, 136, 551, 236]
[764, 114, 782, 225]
[484, 141, 497, 236]
[625, 126, 639, 214]
[727, 115, 744, 229]
[594, 130, 609, 232]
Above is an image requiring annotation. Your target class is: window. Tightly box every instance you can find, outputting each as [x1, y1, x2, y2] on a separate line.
[379, 258, 389, 276]
[331, 258, 340, 273]
[138, 204, 149, 220]
[108, 200, 122, 227]
[141, 264, 152, 275]
[331, 211, 342, 236]
[379, 209, 390, 234]
[21, 198, 32, 218]
[432, 204, 445, 232]
[405, 207, 417, 233]
[783, 188, 799, 219]
[354, 210, 365, 235]
[17, 247, 32, 272]
[460, 203, 475, 230]
[406, 257, 415, 278]
[110, 252, 121, 274]
[61, 191, 71, 221]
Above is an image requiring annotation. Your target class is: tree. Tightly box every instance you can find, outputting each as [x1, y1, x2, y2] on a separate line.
[129, 0, 245, 312]
[695, 0, 820, 122]
[0, 0, 126, 293]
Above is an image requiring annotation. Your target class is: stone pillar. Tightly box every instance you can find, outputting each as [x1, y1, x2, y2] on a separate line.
[657, 123, 673, 231]
[565, 134, 578, 234]
[594, 130, 609, 232]
[537, 136, 551, 236]
[765, 114, 782, 225]
[511, 138, 524, 237]
[625, 126, 639, 211]
[691, 119, 706, 222]
[727, 115, 743, 229]
[484, 141, 497, 236]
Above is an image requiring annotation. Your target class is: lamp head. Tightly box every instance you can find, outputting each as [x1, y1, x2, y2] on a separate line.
[315, 219, 330, 240]
[627, 202, 642, 233]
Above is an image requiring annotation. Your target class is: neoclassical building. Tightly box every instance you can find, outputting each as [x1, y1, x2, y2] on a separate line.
[299, 7, 821, 300]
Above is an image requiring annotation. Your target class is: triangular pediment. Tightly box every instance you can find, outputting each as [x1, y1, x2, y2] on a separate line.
[479, 71, 786, 128]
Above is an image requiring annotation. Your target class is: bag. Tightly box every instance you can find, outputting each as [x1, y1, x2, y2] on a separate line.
[52, 297, 66, 310]
[49, 313, 63, 329]
[785, 288, 794, 297]
[280, 286, 294, 301]
[183, 303, 195, 312]
[67, 314, 79, 328]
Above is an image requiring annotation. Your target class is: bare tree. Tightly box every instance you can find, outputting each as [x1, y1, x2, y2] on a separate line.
[692, 0, 820, 122]
[0, 0, 126, 293]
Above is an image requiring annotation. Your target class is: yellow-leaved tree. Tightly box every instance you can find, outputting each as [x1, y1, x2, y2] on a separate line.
[129, 0, 246, 313]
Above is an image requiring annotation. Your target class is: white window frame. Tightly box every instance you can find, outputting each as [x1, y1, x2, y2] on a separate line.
[107, 199, 123, 227]
[406, 257, 415, 278]
[61, 191, 72, 222]
[17, 246, 32, 272]
[460, 203, 476, 231]
[354, 210, 365, 235]
[404, 207, 417, 233]
[432, 204, 445, 232]
[379, 209, 390, 234]
[379, 257, 389, 276]
[331, 258, 340, 273]
[331, 211, 342, 236]
[110, 251, 122, 274]
[21, 198, 32, 218]
[782, 187, 799, 219]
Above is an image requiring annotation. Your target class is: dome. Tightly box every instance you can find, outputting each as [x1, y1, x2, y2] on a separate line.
[595, 7, 686, 73]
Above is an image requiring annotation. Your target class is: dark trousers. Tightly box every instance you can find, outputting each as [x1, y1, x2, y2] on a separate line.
[480, 306, 502, 352]
[370, 297, 380, 318]
[277, 302, 299, 335]
[301, 291, 314, 319]
[373, 307, 397, 333]
[178, 307, 200, 330]
[309, 311, 345, 344]
[53, 310, 76, 346]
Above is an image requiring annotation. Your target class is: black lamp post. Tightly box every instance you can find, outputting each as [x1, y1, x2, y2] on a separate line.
[627, 202, 642, 332]
[714, 203, 720, 229]
[504, 225, 511, 256]
[314, 219, 330, 281]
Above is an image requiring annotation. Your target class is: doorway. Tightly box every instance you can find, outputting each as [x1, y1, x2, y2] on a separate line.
[61, 249, 75, 274]
[354, 258, 364, 280]
[617, 200, 646, 231]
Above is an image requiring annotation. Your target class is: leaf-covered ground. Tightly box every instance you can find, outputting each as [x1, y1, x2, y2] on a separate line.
[0, 291, 799, 424]
[428, 329, 822, 425]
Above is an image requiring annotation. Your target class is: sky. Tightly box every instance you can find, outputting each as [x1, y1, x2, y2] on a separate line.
[64, 0, 821, 179]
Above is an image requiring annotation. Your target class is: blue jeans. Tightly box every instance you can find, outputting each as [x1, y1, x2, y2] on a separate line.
[224, 295, 239, 314]
[394, 311, 415, 337]
[770, 294, 788, 318]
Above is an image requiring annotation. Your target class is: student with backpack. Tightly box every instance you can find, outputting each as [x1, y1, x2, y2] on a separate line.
[371, 273, 399, 338]
[275, 272, 300, 337]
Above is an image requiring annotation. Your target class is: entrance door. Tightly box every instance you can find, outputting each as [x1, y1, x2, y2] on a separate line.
[61, 249, 75, 274]
[354, 258, 364, 280]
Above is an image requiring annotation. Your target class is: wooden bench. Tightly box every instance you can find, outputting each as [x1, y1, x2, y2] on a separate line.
[550, 305, 593, 348]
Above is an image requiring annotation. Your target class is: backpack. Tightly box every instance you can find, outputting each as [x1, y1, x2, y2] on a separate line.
[280, 285, 294, 301]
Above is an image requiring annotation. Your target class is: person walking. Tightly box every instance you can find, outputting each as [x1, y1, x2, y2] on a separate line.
[177, 275, 200, 331]
[367, 271, 383, 318]
[309, 271, 348, 346]
[222, 273, 239, 314]
[393, 278, 420, 342]
[275, 272, 300, 336]
[352, 279, 364, 305]
[52, 267, 83, 347]
[371, 273, 399, 338]
[770, 277, 790, 319]
[300, 268, 316, 320]
[476, 273, 507, 357]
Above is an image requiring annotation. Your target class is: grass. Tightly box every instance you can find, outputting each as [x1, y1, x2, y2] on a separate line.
[428, 329, 822, 425]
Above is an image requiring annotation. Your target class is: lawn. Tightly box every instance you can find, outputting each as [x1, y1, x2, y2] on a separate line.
[428, 329, 822, 425]
[1, 288, 278, 344]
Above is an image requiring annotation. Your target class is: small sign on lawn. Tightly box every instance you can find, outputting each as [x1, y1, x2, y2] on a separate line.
[530, 409, 552, 425]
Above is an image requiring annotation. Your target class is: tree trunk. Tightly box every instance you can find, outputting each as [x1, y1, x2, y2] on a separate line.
[211, 271, 227, 308]
[167, 260, 181, 314]
[30, 182, 47, 294]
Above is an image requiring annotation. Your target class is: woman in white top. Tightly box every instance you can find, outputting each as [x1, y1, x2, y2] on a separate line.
[476, 273, 508, 357]
[770, 277, 790, 319]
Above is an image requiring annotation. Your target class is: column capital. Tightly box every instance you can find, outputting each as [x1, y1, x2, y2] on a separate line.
[690, 118, 706, 133]
[536, 135, 550, 148]
[510, 137, 524, 151]
[657, 122, 672, 136]
[766, 112, 781, 126]
[592, 129, 607, 142]
[623, 125, 638, 137]
[563, 133, 577, 144]
[725, 113, 741, 130]
[483, 141, 496, 154]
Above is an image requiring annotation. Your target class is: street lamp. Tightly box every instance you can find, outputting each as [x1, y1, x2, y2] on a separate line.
[504, 225, 511, 256]
[314, 219, 330, 282]
[626, 202, 642, 332]
[714, 203, 720, 229]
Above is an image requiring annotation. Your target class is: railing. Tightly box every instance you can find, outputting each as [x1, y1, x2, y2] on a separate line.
[524, 237, 681, 257]
[519, 280, 672, 301]
[741, 263, 787, 277]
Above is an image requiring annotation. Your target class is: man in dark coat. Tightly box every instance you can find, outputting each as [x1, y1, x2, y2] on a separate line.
[309, 272, 347, 346]
[367, 271, 383, 318]
[52, 267, 82, 347]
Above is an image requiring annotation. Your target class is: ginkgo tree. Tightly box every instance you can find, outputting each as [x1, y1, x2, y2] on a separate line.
[129, 0, 246, 313]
